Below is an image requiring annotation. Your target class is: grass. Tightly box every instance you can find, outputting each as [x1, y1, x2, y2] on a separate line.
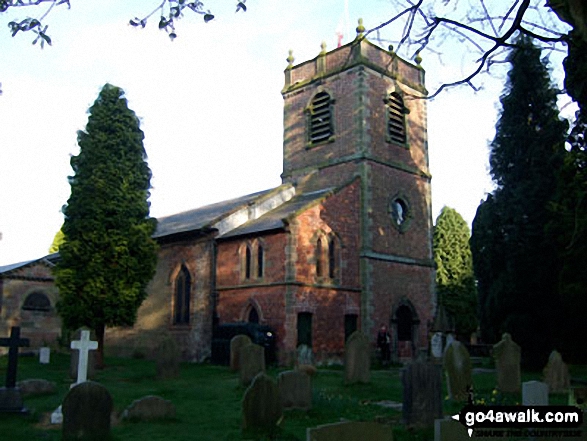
[0, 353, 584, 440]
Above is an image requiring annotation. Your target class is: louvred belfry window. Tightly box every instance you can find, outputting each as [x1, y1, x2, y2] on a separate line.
[309, 91, 333, 143]
[387, 92, 406, 144]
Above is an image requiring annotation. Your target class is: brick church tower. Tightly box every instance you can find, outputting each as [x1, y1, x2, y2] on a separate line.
[281, 21, 435, 358]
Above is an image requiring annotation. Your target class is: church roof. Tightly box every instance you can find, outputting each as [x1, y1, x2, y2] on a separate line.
[219, 187, 335, 239]
[0, 253, 59, 276]
[154, 186, 287, 239]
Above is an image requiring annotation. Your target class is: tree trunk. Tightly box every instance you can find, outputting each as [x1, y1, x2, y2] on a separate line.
[95, 323, 105, 369]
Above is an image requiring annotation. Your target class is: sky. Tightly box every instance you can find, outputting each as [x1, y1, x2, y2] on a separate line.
[0, 0, 573, 265]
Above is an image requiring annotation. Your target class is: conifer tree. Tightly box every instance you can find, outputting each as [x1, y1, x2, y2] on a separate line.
[55, 84, 158, 367]
[548, 109, 587, 362]
[433, 206, 478, 338]
[470, 35, 568, 367]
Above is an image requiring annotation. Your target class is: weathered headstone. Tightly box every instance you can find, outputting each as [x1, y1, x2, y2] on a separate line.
[297, 344, 314, 366]
[242, 373, 283, 436]
[121, 395, 176, 422]
[430, 332, 443, 359]
[69, 328, 97, 381]
[240, 344, 266, 386]
[543, 350, 570, 394]
[230, 334, 252, 372]
[62, 381, 112, 441]
[278, 370, 312, 410]
[344, 330, 370, 385]
[434, 418, 485, 441]
[569, 387, 587, 411]
[17, 379, 57, 397]
[39, 347, 51, 364]
[443, 340, 472, 401]
[0, 326, 30, 413]
[492, 333, 521, 393]
[522, 381, 549, 406]
[307, 421, 393, 441]
[402, 359, 443, 427]
[155, 336, 181, 380]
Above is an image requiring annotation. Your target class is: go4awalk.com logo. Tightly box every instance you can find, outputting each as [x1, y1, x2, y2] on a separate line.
[452, 404, 583, 438]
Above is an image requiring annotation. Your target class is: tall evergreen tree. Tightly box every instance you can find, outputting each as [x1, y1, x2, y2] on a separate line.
[55, 84, 158, 367]
[433, 206, 478, 338]
[548, 109, 587, 362]
[470, 35, 568, 368]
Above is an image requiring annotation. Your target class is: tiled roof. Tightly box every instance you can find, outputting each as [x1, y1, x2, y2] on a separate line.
[153, 188, 279, 239]
[219, 187, 334, 239]
[0, 253, 59, 275]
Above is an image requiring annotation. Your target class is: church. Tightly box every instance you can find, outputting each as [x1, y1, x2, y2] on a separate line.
[1, 26, 436, 365]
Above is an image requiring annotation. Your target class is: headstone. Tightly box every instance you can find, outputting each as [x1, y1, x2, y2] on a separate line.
[569, 387, 587, 411]
[239, 344, 266, 387]
[278, 370, 312, 410]
[492, 333, 521, 393]
[443, 340, 472, 401]
[242, 373, 283, 436]
[297, 364, 317, 377]
[62, 381, 112, 441]
[17, 379, 57, 397]
[430, 332, 443, 359]
[69, 328, 97, 381]
[402, 359, 443, 427]
[230, 334, 252, 372]
[0, 326, 30, 413]
[522, 380, 549, 406]
[121, 395, 176, 422]
[434, 418, 485, 441]
[39, 347, 51, 364]
[543, 350, 570, 393]
[307, 421, 393, 441]
[297, 344, 314, 366]
[344, 330, 370, 384]
[155, 336, 181, 380]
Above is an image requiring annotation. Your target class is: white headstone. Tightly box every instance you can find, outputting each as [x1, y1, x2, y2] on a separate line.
[431, 332, 443, 358]
[39, 347, 50, 364]
[522, 381, 549, 406]
[71, 330, 98, 385]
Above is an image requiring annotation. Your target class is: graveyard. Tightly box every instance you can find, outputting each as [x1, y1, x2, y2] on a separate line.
[1, 330, 586, 441]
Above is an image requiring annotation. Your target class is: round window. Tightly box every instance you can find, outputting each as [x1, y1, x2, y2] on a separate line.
[390, 198, 408, 227]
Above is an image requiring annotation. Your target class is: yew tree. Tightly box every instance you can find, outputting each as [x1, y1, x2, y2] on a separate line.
[433, 206, 478, 339]
[470, 35, 568, 367]
[55, 84, 158, 367]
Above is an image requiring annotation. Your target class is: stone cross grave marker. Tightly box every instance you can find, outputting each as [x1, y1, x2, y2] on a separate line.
[0, 326, 30, 389]
[51, 329, 98, 424]
[71, 329, 98, 385]
[0, 326, 30, 413]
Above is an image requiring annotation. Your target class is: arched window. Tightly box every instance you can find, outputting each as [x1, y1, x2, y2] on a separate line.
[245, 246, 252, 280]
[308, 91, 333, 144]
[22, 291, 51, 312]
[316, 237, 323, 277]
[174, 266, 191, 325]
[248, 306, 259, 324]
[257, 244, 264, 278]
[386, 92, 406, 144]
[328, 236, 336, 279]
